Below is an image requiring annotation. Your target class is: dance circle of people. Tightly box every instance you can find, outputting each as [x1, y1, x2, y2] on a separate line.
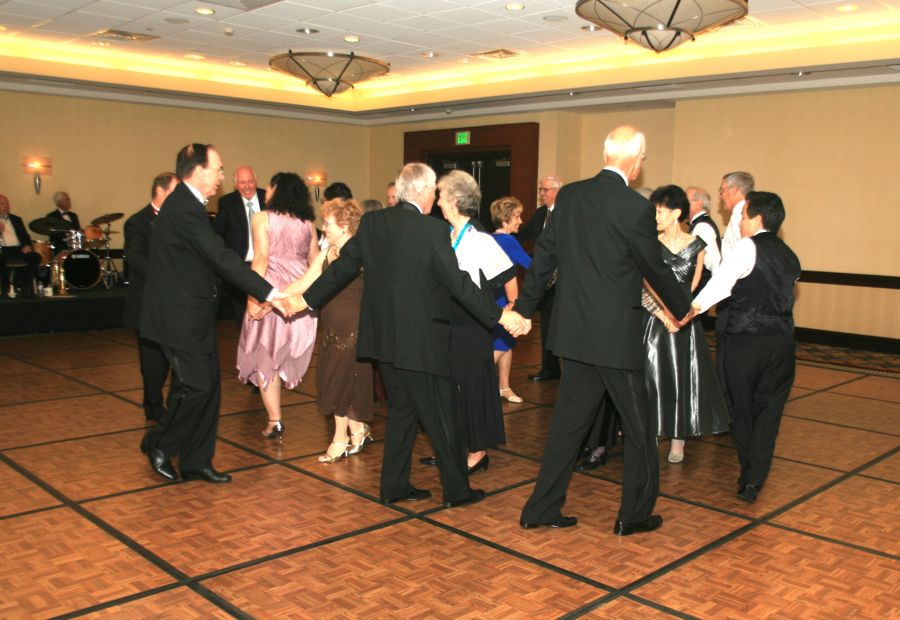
[130, 127, 799, 535]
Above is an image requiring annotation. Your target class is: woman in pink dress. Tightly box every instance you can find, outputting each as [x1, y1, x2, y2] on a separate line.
[237, 172, 318, 439]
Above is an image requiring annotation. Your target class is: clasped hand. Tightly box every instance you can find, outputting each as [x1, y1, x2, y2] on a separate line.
[500, 309, 531, 337]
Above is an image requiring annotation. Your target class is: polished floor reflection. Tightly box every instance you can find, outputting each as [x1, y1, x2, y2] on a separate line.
[0, 322, 897, 618]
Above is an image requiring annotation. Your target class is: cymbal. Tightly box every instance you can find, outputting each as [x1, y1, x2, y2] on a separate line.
[29, 217, 75, 236]
[91, 212, 124, 226]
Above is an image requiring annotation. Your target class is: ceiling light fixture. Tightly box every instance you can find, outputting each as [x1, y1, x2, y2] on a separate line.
[581, 24, 599, 32]
[184, 53, 205, 60]
[835, 3, 859, 12]
[195, 7, 215, 16]
[422, 51, 438, 59]
[269, 50, 389, 97]
[505, 2, 526, 10]
[229, 60, 246, 66]
[344, 34, 360, 43]
[297, 27, 318, 35]
[575, 0, 748, 53]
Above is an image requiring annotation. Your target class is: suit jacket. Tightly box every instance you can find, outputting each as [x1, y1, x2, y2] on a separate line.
[5, 213, 33, 249]
[304, 201, 501, 378]
[213, 188, 267, 259]
[140, 182, 272, 353]
[515, 169, 691, 370]
[516, 204, 549, 244]
[45, 209, 81, 230]
[123, 204, 155, 329]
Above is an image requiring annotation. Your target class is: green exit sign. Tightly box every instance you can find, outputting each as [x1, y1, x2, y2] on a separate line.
[455, 130, 471, 146]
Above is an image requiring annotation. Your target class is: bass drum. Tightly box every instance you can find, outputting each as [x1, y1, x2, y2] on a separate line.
[32, 240, 53, 267]
[56, 249, 101, 290]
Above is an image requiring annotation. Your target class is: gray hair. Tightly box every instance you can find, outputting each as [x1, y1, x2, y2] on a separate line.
[687, 186, 711, 211]
[603, 126, 646, 162]
[438, 170, 481, 218]
[52, 191, 69, 207]
[361, 198, 383, 213]
[722, 171, 755, 197]
[540, 174, 563, 189]
[395, 163, 436, 203]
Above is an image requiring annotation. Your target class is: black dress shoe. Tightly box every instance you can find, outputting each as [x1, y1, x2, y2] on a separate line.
[467, 454, 489, 475]
[576, 450, 607, 472]
[181, 467, 232, 483]
[613, 514, 663, 536]
[381, 487, 432, 504]
[443, 488, 485, 508]
[520, 515, 578, 529]
[420, 455, 438, 466]
[148, 449, 177, 481]
[527, 370, 561, 382]
[738, 483, 759, 503]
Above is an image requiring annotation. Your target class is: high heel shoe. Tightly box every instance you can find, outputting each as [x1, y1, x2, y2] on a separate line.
[318, 441, 349, 463]
[261, 420, 284, 441]
[347, 424, 373, 455]
[467, 454, 490, 475]
[499, 388, 524, 404]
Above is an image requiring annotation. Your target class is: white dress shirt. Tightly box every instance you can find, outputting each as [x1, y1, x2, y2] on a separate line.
[690, 212, 721, 274]
[693, 229, 769, 313]
[721, 199, 745, 263]
[0, 215, 21, 247]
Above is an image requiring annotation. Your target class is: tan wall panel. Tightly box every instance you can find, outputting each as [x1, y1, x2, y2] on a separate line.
[795, 283, 899, 339]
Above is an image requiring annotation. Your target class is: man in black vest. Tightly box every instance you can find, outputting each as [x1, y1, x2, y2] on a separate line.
[692, 191, 800, 504]
[123, 172, 179, 421]
[685, 186, 721, 295]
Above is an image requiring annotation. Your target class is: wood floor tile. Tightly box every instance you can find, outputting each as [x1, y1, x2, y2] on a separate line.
[432, 476, 747, 589]
[0, 354, 43, 376]
[502, 407, 555, 460]
[86, 465, 398, 576]
[773, 476, 900, 555]
[789, 386, 815, 400]
[0, 369, 100, 407]
[12, 342, 140, 371]
[0, 460, 60, 517]
[0, 393, 143, 450]
[6, 430, 266, 501]
[60, 361, 144, 392]
[81, 587, 233, 619]
[773, 417, 898, 471]
[860, 451, 900, 483]
[507, 366, 560, 406]
[785, 391, 900, 435]
[582, 596, 680, 618]
[792, 365, 862, 391]
[205, 519, 605, 619]
[0, 507, 172, 618]
[217, 376, 314, 416]
[830, 375, 900, 403]
[634, 525, 900, 619]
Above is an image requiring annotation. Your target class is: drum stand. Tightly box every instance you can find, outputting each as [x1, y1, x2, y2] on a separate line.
[97, 226, 121, 289]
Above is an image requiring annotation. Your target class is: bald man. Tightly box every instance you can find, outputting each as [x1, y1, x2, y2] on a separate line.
[516, 126, 691, 535]
[213, 164, 267, 326]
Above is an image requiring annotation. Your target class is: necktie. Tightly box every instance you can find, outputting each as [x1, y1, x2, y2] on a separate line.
[246, 200, 254, 227]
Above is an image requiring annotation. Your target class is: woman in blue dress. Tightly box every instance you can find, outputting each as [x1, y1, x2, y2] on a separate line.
[490, 197, 532, 404]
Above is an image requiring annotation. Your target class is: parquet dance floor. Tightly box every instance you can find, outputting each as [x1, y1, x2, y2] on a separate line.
[1, 323, 897, 618]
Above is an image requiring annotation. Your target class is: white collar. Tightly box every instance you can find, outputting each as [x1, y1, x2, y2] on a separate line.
[184, 181, 207, 205]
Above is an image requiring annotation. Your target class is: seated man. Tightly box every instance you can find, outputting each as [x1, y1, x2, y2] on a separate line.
[46, 191, 81, 252]
[0, 194, 41, 298]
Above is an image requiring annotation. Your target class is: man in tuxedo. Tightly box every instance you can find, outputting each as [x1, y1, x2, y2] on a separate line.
[517, 174, 563, 382]
[0, 194, 41, 297]
[46, 191, 81, 253]
[140, 144, 277, 484]
[686, 186, 721, 295]
[516, 126, 691, 535]
[123, 172, 178, 421]
[213, 165, 267, 327]
[280, 163, 528, 507]
[386, 181, 398, 207]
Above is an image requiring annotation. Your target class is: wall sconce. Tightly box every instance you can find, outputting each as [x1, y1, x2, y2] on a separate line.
[306, 171, 327, 202]
[23, 156, 53, 195]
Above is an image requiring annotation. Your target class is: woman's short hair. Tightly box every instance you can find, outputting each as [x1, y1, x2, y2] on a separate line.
[323, 182, 353, 201]
[321, 198, 364, 235]
[650, 184, 690, 222]
[490, 196, 523, 228]
[437, 170, 481, 218]
[268, 172, 314, 221]
[361, 198, 383, 213]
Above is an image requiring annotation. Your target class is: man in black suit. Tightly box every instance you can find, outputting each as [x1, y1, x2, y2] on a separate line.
[123, 172, 178, 421]
[517, 174, 563, 382]
[516, 126, 692, 535]
[213, 165, 267, 327]
[280, 163, 527, 507]
[46, 191, 81, 253]
[0, 194, 41, 297]
[140, 144, 277, 484]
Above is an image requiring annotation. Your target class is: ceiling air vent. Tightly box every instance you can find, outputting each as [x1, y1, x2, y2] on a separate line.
[92, 29, 159, 43]
[473, 49, 525, 60]
[201, 0, 282, 9]
[721, 15, 767, 28]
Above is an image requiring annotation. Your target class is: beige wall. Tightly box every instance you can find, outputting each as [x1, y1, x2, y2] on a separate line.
[3, 86, 897, 339]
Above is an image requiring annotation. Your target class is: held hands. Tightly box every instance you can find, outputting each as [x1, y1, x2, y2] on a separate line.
[247, 298, 272, 320]
[272, 294, 308, 318]
[500, 309, 531, 337]
[676, 305, 700, 328]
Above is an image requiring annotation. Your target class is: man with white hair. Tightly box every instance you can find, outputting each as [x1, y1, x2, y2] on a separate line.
[282, 162, 529, 509]
[686, 186, 721, 294]
[516, 126, 691, 535]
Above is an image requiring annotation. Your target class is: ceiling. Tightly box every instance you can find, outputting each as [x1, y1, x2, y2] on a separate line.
[1, 0, 899, 122]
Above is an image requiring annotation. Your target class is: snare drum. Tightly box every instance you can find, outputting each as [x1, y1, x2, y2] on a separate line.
[83, 225, 104, 249]
[65, 229, 86, 250]
[31, 240, 52, 267]
[55, 249, 101, 290]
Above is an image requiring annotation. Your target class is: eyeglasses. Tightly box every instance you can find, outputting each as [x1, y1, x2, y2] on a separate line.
[537, 187, 556, 192]
[206, 165, 225, 175]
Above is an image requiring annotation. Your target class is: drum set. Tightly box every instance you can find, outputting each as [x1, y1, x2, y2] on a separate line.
[28, 213, 124, 295]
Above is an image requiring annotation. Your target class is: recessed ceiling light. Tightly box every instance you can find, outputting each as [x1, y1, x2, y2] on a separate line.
[505, 2, 525, 10]
[91, 41, 111, 47]
[410, 107, 416, 112]
[543, 15, 567, 23]
[184, 53, 205, 60]
[796, 71, 808, 77]
[0, 25, 7, 32]
[581, 24, 599, 32]
[344, 34, 360, 43]
[223, 27, 234, 36]
[422, 51, 438, 59]
[195, 7, 215, 16]
[835, 3, 859, 11]
[229, 60, 246, 66]
[296, 27, 318, 35]
[164, 17, 189, 25]
[326, 50, 334, 57]
[458, 58, 470, 64]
